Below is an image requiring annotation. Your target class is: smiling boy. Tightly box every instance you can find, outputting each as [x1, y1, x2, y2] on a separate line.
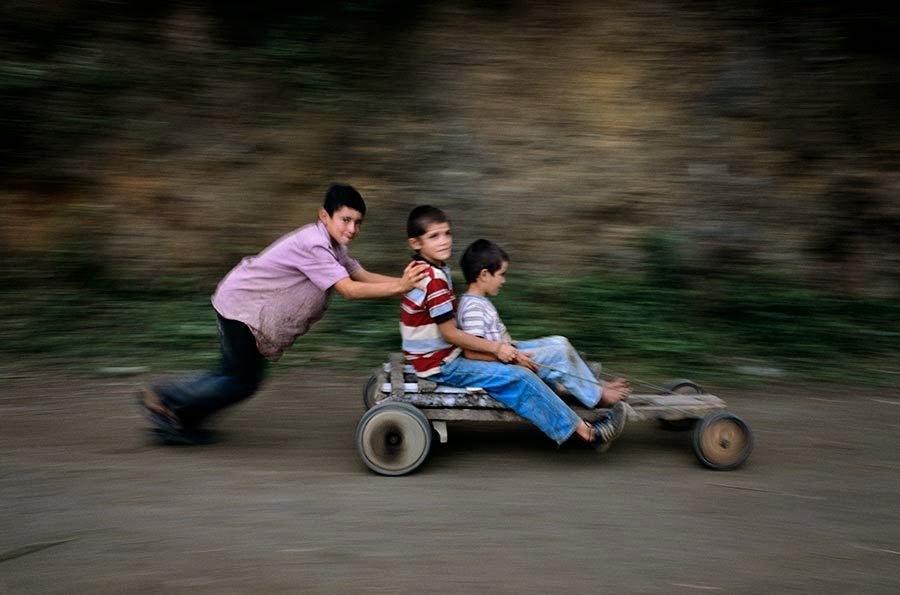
[400, 205, 626, 450]
[138, 184, 428, 444]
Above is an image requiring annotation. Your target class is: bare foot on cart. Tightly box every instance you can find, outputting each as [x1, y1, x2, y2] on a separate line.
[598, 378, 632, 406]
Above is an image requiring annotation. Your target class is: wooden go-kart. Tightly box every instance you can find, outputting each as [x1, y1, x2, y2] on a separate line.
[356, 354, 754, 476]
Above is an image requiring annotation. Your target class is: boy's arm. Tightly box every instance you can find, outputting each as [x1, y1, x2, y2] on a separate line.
[349, 267, 398, 284]
[333, 262, 428, 300]
[463, 343, 538, 372]
[462, 349, 496, 362]
[437, 320, 518, 363]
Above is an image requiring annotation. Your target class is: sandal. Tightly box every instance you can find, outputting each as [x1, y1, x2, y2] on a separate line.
[135, 388, 218, 446]
[135, 388, 180, 428]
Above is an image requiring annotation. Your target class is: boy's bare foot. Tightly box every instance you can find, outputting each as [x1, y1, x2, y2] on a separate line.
[598, 378, 632, 406]
[575, 420, 594, 442]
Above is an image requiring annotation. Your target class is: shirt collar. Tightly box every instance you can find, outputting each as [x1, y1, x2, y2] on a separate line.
[413, 254, 446, 268]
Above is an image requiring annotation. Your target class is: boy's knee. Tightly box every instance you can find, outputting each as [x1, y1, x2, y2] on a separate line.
[547, 335, 570, 347]
[234, 357, 265, 385]
[547, 335, 576, 354]
[225, 366, 263, 400]
[240, 371, 264, 394]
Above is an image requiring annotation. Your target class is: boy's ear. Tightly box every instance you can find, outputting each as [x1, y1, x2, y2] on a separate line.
[318, 207, 328, 224]
[478, 268, 491, 281]
[407, 237, 422, 251]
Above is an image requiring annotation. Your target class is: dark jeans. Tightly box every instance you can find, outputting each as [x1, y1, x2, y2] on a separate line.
[155, 312, 266, 428]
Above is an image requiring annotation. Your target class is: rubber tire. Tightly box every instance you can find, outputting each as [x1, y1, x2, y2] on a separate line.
[658, 379, 702, 431]
[356, 402, 432, 476]
[362, 369, 388, 410]
[692, 412, 754, 470]
[661, 379, 702, 395]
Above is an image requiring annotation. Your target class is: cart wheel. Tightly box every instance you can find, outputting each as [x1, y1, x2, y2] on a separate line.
[356, 402, 432, 476]
[661, 379, 702, 394]
[692, 412, 753, 470]
[658, 379, 702, 431]
[362, 369, 388, 410]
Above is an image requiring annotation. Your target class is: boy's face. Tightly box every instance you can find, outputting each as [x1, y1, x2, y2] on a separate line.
[480, 261, 508, 296]
[408, 221, 453, 265]
[319, 206, 364, 246]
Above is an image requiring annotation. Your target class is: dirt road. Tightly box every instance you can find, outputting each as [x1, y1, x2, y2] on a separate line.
[1, 369, 898, 594]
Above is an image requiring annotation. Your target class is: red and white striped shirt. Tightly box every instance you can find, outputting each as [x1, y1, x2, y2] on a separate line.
[400, 258, 461, 376]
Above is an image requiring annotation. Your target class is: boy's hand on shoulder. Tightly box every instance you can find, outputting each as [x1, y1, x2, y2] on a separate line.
[400, 261, 430, 292]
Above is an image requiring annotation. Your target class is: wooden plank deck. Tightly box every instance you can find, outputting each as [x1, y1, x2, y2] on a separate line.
[370, 358, 727, 423]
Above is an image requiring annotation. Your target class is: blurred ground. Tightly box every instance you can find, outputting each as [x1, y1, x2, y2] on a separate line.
[1, 368, 898, 594]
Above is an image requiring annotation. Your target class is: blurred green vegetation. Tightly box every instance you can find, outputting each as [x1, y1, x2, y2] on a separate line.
[2, 236, 898, 389]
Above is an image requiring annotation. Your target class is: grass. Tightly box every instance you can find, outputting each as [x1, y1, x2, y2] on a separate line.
[1, 267, 898, 388]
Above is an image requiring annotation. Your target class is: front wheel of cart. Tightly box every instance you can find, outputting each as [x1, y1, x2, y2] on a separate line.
[692, 412, 754, 470]
[356, 402, 432, 476]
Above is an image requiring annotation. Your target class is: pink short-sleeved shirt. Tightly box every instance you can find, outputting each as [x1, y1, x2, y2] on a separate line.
[211, 221, 361, 360]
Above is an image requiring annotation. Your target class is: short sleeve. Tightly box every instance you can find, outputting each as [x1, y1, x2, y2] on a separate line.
[457, 299, 487, 338]
[295, 242, 351, 291]
[425, 275, 455, 324]
[338, 250, 362, 277]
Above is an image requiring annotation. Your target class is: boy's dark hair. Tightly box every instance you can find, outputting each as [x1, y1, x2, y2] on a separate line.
[460, 239, 510, 283]
[324, 184, 366, 216]
[406, 205, 449, 239]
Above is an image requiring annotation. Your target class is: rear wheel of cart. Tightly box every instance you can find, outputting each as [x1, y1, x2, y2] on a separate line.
[362, 369, 387, 410]
[692, 412, 754, 470]
[657, 379, 702, 431]
[356, 402, 432, 476]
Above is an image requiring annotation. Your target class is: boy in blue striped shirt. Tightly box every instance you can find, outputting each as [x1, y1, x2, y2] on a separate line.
[457, 239, 631, 409]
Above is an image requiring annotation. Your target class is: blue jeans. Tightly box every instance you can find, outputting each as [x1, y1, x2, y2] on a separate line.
[153, 312, 266, 428]
[516, 336, 602, 407]
[431, 356, 582, 444]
